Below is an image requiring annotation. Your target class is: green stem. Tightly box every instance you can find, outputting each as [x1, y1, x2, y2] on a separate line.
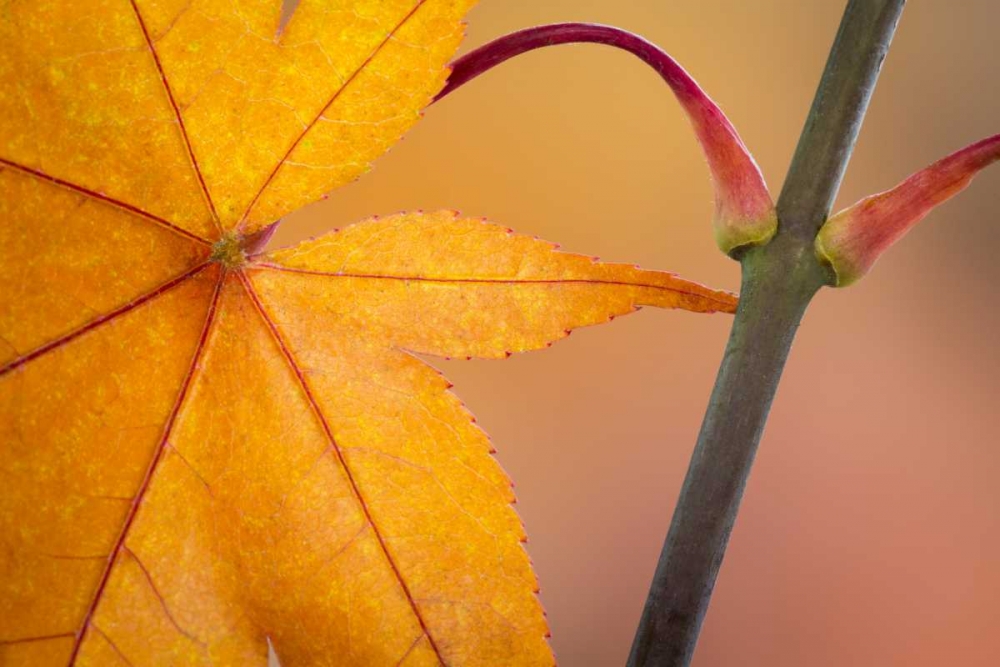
[627, 1, 906, 665]
[779, 0, 907, 238]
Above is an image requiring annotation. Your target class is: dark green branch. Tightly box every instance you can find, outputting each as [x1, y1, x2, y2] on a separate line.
[627, 1, 906, 665]
[778, 0, 906, 240]
[626, 239, 824, 667]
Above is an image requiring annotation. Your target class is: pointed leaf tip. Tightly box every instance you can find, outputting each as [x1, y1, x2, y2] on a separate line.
[816, 134, 1000, 286]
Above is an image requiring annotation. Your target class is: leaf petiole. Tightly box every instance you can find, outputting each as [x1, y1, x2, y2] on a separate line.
[434, 22, 778, 255]
[436, 22, 705, 104]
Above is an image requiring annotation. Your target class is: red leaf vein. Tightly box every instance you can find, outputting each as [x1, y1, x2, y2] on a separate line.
[238, 271, 447, 667]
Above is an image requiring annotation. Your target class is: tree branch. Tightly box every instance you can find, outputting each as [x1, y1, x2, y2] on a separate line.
[627, 1, 906, 665]
[778, 0, 906, 239]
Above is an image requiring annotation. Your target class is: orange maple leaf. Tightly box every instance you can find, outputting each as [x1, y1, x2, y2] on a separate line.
[0, 2, 737, 665]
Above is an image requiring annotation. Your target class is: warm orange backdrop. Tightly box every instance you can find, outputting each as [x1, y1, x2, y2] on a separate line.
[270, 2, 1000, 665]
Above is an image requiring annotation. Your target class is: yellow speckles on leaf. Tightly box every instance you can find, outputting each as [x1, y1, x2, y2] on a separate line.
[0, 266, 218, 656]
[0, 2, 739, 665]
[138, 0, 476, 231]
[0, 167, 209, 367]
[47, 65, 67, 83]
[0, 0, 217, 238]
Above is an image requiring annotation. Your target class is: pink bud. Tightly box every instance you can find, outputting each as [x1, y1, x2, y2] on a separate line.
[816, 134, 1000, 286]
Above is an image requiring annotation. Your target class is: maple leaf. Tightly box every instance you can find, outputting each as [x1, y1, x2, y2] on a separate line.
[0, 2, 738, 665]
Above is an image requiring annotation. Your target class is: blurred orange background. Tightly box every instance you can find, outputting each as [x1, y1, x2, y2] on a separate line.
[272, 1, 1000, 665]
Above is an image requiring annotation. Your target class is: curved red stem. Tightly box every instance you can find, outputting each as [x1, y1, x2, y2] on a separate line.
[437, 23, 702, 103]
[434, 23, 776, 254]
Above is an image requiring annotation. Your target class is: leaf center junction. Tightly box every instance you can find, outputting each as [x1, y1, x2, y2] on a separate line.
[210, 231, 248, 269]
